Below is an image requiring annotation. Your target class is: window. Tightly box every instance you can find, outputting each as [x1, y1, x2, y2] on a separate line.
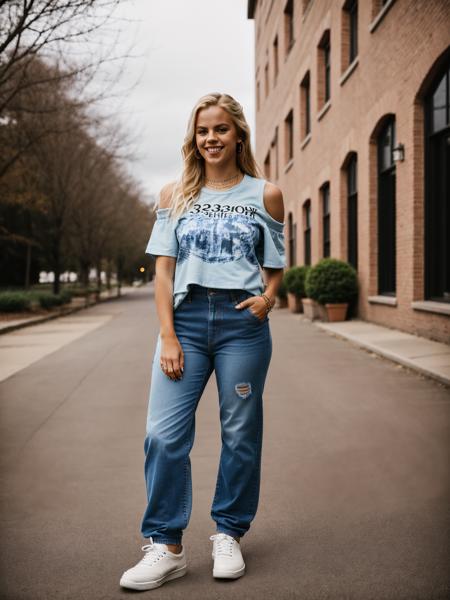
[273, 35, 279, 84]
[347, 154, 358, 270]
[342, 0, 358, 71]
[321, 184, 331, 257]
[264, 150, 271, 179]
[377, 118, 396, 295]
[284, 0, 294, 56]
[321, 183, 330, 257]
[318, 30, 331, 108]
[303, 200, 311, 266]
[264, 62, 269, 97]
[300, 71, 311, 138]
[424, 63, 450, 301]
[284, 109, 294, 163]
[324, 38, 330, 102]
[288, 212, 297, 266]
[271, 126, 279, 180]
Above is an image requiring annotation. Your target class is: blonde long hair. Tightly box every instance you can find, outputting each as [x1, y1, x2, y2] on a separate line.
[164, 92, 263, 220]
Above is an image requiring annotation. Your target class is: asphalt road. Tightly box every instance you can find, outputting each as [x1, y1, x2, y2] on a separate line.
[1, 285, 449, 600]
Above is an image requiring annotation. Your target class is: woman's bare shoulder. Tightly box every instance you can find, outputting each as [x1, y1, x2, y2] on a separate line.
[263, 180, 284, 223]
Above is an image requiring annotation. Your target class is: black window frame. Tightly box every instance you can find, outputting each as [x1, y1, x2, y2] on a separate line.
[301, 71, 311, 137]
[377, 117, 396, 295]
[346, 0, 358, 64]
[304, 200, 311, 266]
[424, 65, 450, 302]
[321, 182, 331, 258]
[285, 109, 294, 162]
[347, 154, 358, 270]
[284, 0, 295, 55]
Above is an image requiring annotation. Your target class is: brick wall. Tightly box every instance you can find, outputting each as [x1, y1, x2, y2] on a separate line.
[250, 0, 450, 343]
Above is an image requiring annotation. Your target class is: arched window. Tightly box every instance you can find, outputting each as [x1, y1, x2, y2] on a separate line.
[303, 200, 311, 266]
[377, 117, 396, 295]
[346, 154, 358, 270]
[320, 182, 330, 258]
[425, 64, 450, 302]
[287, 212, 297, 266]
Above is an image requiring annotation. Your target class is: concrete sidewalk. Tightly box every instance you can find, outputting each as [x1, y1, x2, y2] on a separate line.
[313, 319, 450, 387]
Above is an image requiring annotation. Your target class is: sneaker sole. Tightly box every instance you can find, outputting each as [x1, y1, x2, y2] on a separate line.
[213, 564, 245, 579]
[120, 564, 187, 590]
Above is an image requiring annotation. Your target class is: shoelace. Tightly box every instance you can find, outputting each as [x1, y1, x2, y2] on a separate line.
[139, 536, 168, 566]
[209, 533, 235, 557]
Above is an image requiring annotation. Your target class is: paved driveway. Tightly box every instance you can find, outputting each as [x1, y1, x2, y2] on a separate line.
[0, 285, 449, 599]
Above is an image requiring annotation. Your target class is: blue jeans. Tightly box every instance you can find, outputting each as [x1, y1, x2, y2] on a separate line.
[140, 284, 273, 545]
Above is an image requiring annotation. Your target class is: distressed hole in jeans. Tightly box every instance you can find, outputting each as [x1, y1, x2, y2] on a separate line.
[235, 382, 252, 399]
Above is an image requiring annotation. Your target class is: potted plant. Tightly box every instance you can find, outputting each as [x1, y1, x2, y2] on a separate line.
[304, 258, 358, 322]
[283, 266, 310, 313]
[276, 278, 288, 308]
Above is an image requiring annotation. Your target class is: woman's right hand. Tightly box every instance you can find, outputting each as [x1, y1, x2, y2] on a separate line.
[160, 333, 184, 380]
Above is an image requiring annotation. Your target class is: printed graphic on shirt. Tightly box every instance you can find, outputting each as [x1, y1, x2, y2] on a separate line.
[177, 207, 260, 266]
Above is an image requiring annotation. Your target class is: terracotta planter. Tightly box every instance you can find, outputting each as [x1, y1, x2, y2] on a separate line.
[301, 298, 321, 320]
[276, 296, 288, 309]
[325, 303, 349, 322]
[287, 292, 304, 313]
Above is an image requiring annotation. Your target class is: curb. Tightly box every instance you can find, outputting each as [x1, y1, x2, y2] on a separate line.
[314, 321, 450, 388]
[0, 290, 130, 336]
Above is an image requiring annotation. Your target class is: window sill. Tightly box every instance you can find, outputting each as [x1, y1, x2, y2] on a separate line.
[317, 99, 331, 122]
[411, 301, 450, 316]
[369, 0, 397, 33]
[340, 56, 359, 86]
[284, 158, 294, 174]
[300, 133, 311, 150]
[368, 295, 397, 306]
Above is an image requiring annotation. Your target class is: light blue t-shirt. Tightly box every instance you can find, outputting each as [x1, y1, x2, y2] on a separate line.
[145, 173, 286, 310]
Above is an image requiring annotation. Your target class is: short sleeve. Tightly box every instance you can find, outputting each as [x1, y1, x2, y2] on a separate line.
[260, 220, 286, 268]
[145, 207, 179, 259]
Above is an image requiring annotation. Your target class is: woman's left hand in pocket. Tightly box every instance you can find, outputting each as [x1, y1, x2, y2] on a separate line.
[235, 296, 267, 321]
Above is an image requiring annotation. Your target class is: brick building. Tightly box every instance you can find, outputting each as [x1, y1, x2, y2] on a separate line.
[248, 0, 450, 343]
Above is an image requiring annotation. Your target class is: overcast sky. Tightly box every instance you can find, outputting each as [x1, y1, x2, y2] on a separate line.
[106, 0, 255, 202]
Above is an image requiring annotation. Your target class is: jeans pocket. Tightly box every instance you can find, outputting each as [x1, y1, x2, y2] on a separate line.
[238, 292, 268, 324]
[244, 305, 267, 323]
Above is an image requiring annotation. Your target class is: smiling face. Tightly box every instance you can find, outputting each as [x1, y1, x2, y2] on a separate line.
[195, 105, 242, 166]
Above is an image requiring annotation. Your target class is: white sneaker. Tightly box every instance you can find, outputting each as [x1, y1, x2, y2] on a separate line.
[210, 533, 245, 579]
[119, 537, 187, 590]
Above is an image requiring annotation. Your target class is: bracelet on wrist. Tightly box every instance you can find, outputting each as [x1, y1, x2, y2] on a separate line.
[260, 293, 274, 313]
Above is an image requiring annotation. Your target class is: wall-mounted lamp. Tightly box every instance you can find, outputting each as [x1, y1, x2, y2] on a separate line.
[392, 143, 405, 162]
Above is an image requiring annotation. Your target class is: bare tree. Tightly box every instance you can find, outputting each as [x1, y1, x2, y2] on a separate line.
[0, 0, 123, 112]
[0, 0, 138, 180]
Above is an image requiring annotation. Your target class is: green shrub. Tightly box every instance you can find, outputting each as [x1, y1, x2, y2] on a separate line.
[35, 292, 65, 309]
[0, 292, 31, 312]
[283, 265, 310, 298]
[305, 258, 358, 305]
[59, 289, 73, 304]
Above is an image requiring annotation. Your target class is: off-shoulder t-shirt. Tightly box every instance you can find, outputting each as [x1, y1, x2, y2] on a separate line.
[145, 173, 286, 310]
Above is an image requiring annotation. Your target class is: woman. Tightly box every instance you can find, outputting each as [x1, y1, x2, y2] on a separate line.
[120, 92, 286, 591]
